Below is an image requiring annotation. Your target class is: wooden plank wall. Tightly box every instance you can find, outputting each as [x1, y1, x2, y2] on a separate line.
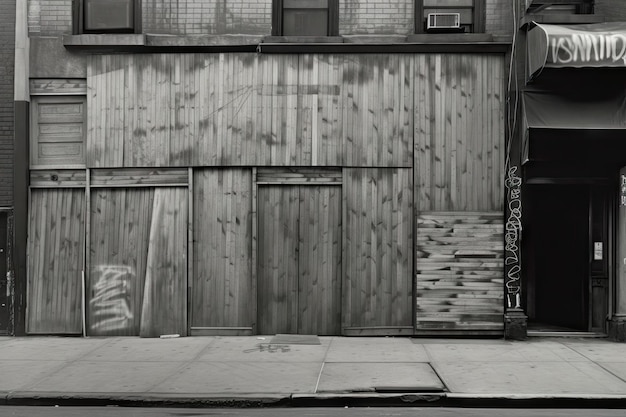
[86, 53, 413, 168]
[27, 189, 85, 334]
[415, 212, 504, 333]
[88, 187, 188, 337]
[89, 188, 154, 335]
[415, 54, 504, 212]
[297, 185, 342, 335]
[191, 169, 253, 334]
[30, 96, 86, 168]
[257, 186, 300, 334]
[139, 188, 188, 337]
[343, 168, 413, 334]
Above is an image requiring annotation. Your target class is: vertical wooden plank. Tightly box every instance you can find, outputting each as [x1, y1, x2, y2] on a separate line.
[140, 188, 188, 337]
[88, 188, 155, 336]
[257, 186, 299, 334]
[298, 186, 341, 335]
[192, 169, 253, 330]
[27, 189, 85, 334]
[343, 168, 412, 333]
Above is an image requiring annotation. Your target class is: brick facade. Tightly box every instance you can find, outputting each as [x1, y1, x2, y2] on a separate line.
[595, 0, 626, 22]
[143, 0, 272, 35]
[339, 0, 413, 35]
[28, 0, 72, 35]
[27, 0, 513, 37]
[486, 0, 512, 39]
[0, 0, 15, 207]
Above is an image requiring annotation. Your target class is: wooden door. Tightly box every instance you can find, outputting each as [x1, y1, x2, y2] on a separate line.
[257, 185, 341, 335]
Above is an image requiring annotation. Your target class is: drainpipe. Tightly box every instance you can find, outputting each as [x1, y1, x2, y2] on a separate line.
[12, 0, 29, 336]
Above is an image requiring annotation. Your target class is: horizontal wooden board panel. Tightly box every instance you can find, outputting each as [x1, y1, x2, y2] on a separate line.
[256, 167, 342, 184]
[90, 168, 189, 187]
[30, 170, 87, 188]
[415, 211, 504, 333]
[31, 96, 86, 168]
[30, 79, 88, 95]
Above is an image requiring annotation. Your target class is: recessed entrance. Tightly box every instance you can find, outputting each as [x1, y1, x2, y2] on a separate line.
[523, 183, 609, 333]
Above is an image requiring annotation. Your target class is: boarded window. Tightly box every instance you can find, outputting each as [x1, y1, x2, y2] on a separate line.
[30, 96, 86, 168]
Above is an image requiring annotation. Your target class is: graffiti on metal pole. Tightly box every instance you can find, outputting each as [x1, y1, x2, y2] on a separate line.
[504, 166, 522, 309]
[89, 265, 135, 333]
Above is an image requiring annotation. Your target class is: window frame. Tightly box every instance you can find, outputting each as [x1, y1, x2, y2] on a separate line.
[73, 0, 142, 34]
[414, 0, 485, 34]
[272, 0, 339, 37]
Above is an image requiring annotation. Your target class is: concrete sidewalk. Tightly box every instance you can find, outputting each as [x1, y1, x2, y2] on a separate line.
[1, 335, 626, 407]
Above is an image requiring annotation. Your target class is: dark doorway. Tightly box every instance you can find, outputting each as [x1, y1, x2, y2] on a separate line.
[0, 212, 7, 334]
[523, 184, 598, 332]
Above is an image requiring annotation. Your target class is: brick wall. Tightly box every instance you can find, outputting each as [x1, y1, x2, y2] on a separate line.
[0, 0, 15, 206]
[28, 0, 72, 35]
[143, 0, 271, 35]
[26, 0, 514, 37]
[595, 1, 626, 21]
[486, 0, 513, 39]
[340, 0, 413, 35]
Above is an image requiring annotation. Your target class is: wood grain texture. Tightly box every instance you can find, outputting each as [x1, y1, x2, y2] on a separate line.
[414, 54, 504, 211]
[139, 188, 188, 337]
[90, 168, 188, 187]
[30, 170, 87, 188]
[415, 211, 504, 333]
[343, 168, 413, 332]
[191, 169, 253, 330]
[88, 188, 154, 335]
[257, 186, 300, 334]
[30, 96, 86, 168]
[27, 189, 85, 334]
[30, 79, 87, 96]
[86, 53, 414, 168]
[297, 186, 342, 335]
[257, 185, 342, 335]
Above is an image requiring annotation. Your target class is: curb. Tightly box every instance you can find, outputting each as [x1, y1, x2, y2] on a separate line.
[4, 392, 626, 409]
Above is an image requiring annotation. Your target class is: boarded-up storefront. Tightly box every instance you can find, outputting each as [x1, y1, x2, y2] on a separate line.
[26, 52, 505, 336]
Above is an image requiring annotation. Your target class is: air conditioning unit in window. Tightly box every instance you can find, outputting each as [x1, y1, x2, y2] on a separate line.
[426, 13, 462, 32]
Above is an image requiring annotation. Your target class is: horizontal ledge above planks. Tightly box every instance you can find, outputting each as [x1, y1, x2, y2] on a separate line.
[30, 168, 190, 188]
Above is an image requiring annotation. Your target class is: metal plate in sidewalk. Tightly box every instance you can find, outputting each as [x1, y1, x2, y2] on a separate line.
[316, 362, 446, 393]
[270, 334, 321, 345]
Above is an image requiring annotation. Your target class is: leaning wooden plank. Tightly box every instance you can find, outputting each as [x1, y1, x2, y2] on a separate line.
[139, 188, 187, 337]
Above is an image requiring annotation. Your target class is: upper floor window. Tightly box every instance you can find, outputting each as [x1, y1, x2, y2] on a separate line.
[75, 0, 140, 33]
[272, 0, 339, 36]
[415, 0, 485, 34]
[527, 1, 594, 14]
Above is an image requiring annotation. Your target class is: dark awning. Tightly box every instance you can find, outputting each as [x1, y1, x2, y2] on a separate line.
[521, 87, 626, 164]
[523, 89, 626, 130]
[527, 22, 626, 80]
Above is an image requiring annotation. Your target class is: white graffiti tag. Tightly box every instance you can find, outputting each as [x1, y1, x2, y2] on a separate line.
[90, 265, 135, 332]
[550, 33, 626, 65]
[504, 166, 522, 309]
